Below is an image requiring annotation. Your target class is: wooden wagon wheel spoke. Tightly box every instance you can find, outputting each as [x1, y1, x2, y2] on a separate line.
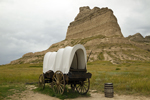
[76, 85, 80, 89]
[53, 83, 56, 88]
[81, 86, 84, 92]
[57, 86, 59, 93]
[53, 81, 56, 85]
[52, 71, 65, 95]
[54, 77, 57, 81]
[82, 86, 86, 92]
[80, 87, 83, 93]
[60, 80, 64, 83]
[59, 85, 64, 94]
[59, 85, 63, 91]
[60, 84, 64, 90]
[84, 83, 88, 87]
[79, 86, 82, 92]
[82, 87, 84, 93]
[60, 84, 64, 88]
[83, 86, 87, 92]
[58, 87, 61, 94]
[38, 74, 45, 89]
[76, 78, 90, 94]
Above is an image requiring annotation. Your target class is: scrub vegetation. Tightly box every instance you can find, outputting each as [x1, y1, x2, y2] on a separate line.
[70, 35, 106, 45]
[0, 61, 150, 99]
[87, 61, 150, 96]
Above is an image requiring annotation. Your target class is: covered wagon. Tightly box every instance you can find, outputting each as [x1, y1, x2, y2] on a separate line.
[39, 44, 92, 94]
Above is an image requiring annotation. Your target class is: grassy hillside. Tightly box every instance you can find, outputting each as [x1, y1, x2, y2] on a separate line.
[0, 61, 150, 99]
[10, 36, 150, 65]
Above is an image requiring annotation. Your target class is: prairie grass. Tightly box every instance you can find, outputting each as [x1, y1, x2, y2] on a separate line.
[0, 83, 26, 99]
[87, 61, 150, 96]
[0, 63, 42, 99]
[0, 60, 150, 98]
[0, 63, 42, 84]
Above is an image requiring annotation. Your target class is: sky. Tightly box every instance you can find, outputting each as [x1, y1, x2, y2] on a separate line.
[0, 0, 150, 65]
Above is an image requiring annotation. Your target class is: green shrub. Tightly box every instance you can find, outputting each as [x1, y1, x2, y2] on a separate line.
[116, 68, 121, 70]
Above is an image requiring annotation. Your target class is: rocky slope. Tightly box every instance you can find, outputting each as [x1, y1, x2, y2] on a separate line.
[10, 6, 150, 64]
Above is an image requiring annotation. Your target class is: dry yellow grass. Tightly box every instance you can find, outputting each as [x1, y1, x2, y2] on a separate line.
[0, 64, 42, 84]
[0, 61, 150, 96]
[87, 61, 150, 96]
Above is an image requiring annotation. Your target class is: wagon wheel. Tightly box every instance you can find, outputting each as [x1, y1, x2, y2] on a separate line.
[52, 71, 65, 94]
[38, 74, 45, 89]
[76, 78, 90, 94]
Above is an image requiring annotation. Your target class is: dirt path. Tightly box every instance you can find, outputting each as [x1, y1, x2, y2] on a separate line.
[6, 85, 150, 100]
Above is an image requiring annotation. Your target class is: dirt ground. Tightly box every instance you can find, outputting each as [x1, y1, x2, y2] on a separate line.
[6, 85, 150, 100]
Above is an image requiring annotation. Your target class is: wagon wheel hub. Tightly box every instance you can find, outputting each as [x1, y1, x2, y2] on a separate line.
[56, 80, 60, 85]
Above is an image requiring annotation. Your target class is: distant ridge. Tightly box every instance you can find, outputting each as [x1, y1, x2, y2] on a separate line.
[127, 33, 150, 42]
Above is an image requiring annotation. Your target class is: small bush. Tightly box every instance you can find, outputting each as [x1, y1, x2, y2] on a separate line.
[116, 68, 121, 70]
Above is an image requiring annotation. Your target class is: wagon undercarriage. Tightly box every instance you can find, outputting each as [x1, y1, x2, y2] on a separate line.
[39, 69, 92, 95]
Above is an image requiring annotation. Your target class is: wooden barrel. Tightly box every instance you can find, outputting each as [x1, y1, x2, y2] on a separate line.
[104, 83, 114, 98]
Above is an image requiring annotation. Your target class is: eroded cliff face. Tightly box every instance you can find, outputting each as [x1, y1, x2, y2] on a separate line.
[10, 6, 150, 65]
[66, 6, 123, 39]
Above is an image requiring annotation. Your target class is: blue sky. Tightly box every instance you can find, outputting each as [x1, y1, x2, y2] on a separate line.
[0, 0, 150, 65]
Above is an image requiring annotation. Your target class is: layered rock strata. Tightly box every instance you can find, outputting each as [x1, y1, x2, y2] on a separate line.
[66, 6, 123, 39]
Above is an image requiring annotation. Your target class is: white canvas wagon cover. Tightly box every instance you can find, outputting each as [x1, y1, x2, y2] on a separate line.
[43, 44, 87, 74]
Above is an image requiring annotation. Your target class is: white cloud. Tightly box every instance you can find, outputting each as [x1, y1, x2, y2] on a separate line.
[0, 0, 150, 64]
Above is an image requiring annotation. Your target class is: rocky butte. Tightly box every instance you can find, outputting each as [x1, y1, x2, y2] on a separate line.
[10, 6, 150, 64]
[66, 6, 123, 39]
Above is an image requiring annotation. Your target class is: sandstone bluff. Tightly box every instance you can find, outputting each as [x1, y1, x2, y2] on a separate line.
[66, 6, 123, 39]
[10, 6, 150, 64]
